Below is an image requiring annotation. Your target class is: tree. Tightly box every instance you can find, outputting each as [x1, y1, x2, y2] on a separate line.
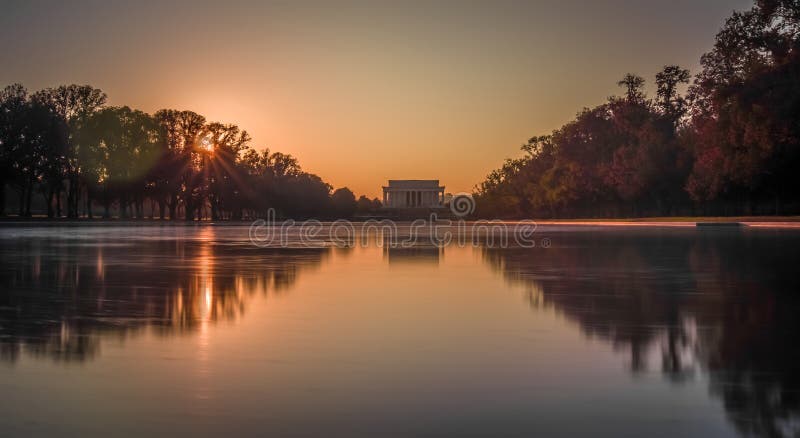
[76, 107, 162, 218]
[617, 73, 646, 103]
[0, 84, 29, 216]
[237, 148, 275, 218]
[271, 171, 330, 219]
[32, 85, 107, 217]
[476, 71, 690, 218]
[3, 83, 364, 220]
[201, 122, 251, 220]
[356, 195, 382, 214]
[153, 109, 206, 220]
[22, 102, 68, 217]
[0, 85, 71, 217]
[30, 102, 69, 218]
[686, 0, 800, 213]
[331, 187, 357, 218]
[655, 65, 691, 124]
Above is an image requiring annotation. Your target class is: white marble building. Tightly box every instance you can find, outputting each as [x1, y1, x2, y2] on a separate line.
[382, 180, 445, 208]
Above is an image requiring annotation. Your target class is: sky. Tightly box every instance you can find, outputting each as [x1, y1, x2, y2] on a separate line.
[0, 0, 753, 198]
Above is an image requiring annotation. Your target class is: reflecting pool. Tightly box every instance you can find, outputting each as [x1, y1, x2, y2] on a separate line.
[1, 224, 799, 437]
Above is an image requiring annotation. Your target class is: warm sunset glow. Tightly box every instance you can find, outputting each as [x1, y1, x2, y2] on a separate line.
[3, 1, 798, 435]
[0, 1, 753, 197]
[201, 137, 214, 154]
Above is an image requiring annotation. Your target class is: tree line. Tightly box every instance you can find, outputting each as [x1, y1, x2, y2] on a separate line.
[475, 0, 800, 218]
[0, 85, 382, 220]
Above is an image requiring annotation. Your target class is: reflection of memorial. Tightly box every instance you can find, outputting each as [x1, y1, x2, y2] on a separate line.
[482, 229, 800, 438]
[0, 234, 329, 363]
[382, 237, 443, 265]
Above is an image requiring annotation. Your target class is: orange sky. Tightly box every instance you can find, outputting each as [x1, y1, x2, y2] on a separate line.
[0, 1, 751, 198]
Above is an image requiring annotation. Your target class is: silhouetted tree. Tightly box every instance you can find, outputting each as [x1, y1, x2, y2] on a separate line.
[152, 109, 206, 220]
[0, 84, 29, 216]
[1, 83, 369, 220]
[655, 65, 691, 125]
[75, 107, 162, 218]
[32, 85, 107, 217]
[331, 187, 357, 218]
[356, 195, 382, 214]
[617, 73, 646, 103]
[201, 122, 251, 220]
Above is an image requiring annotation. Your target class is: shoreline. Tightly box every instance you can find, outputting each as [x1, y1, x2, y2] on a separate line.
[1, 216, 800, 229]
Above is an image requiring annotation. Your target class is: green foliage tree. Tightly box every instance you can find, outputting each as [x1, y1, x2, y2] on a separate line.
[75, 107, 162, 218]
[32, 85, 107, 217]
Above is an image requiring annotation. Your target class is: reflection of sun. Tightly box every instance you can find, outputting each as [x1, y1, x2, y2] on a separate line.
[197, 232, 214, 321]
[195, 230, 215, 400]
[204, 286, 212, 314]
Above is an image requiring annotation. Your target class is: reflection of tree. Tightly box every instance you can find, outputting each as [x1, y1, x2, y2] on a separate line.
[0, 237, 328, 363]
[482, 229, 800, 437]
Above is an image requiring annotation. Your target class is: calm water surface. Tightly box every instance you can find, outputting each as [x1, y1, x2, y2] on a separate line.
[1, 224, 799, 437]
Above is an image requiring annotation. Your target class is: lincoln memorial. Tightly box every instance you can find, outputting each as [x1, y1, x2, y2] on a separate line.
[382, 180, 445, 208]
